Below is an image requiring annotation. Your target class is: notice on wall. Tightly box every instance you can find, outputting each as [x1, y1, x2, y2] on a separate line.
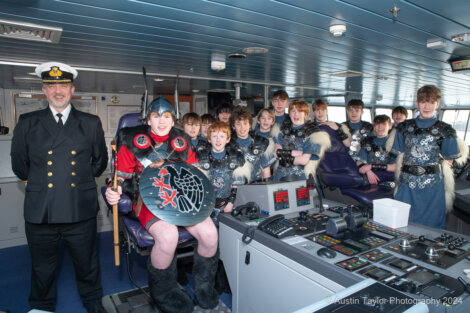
[178, 101, 190, 117]
[193, 96, 207, 116]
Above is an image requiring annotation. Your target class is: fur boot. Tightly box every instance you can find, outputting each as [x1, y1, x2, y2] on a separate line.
[192, 251, 219, 309]
[147, 257, 194, 313]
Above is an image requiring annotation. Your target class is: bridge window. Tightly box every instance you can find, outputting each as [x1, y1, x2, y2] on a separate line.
[375, 108, 392, 117]
[362, 108, 372, 123]
[442, 110, 470, 143]
[327, 106, 346, 123]
[326, 106, 371, 123]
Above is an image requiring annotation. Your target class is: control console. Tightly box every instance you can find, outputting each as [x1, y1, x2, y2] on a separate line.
[386, 234, 470, 269]
[231, 181, 470, 312]
[234, 180, 322, 216]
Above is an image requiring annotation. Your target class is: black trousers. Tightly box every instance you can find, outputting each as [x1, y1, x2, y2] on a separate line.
[25, 217, 103, 311]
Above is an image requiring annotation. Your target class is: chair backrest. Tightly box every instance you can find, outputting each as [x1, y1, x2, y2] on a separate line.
[318, 124, 364, 188]
[114, 113, 142, 137]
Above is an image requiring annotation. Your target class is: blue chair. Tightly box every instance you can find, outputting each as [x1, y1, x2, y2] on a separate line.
[317, 124, 393, 208]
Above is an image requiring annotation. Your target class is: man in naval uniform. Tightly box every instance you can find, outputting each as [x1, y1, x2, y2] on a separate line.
[10, 62, 108, 313]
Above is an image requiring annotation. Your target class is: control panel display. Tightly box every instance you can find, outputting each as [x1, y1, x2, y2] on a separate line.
[273, 190, 289, 211]
[295, 187, 310, 207]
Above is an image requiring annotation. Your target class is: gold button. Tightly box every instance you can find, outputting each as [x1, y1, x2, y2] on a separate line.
[48, 150, 53, 155]
[71, 161, 76, 165]
[71, 183, 76, 187]
[48, 183, 53, 188]
[47, 161, 52, 165]
[48, 172, 53, 177]
[71, 150, 76, 155]
[71, 172, 76, 176]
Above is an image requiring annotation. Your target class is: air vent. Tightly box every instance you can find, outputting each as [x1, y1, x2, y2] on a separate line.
[0, 19, 62, 44]
[322, 70, 363, 78]
[242, 47, 269, 54]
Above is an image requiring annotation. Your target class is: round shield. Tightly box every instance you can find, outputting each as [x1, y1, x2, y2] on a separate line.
[139, 161, 215, 226]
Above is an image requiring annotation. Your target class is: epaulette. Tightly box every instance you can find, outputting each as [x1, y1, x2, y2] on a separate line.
[436, 121, 457, 139]
[117, 124, 149, 151]
[363, 121, 374, 132]
[304, 122, 320, 136]
[252, 133, 269, 152]
[226, 145, 246, 168]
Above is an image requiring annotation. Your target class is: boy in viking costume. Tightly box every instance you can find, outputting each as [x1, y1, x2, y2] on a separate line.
[181, 112, 211, 153]
[357, 115, 397, 186]
[341, 99, 373, 161]
[392, 106, 408, 127]
[271, 99, 331, 181]
[197, 121, 251, 217]
[230, 107, 276, 182]
[199, 113, 216, 142]
[271, 90, 290, 125]
[312, 99, 351, 148]
[254, 108, 276, 138]
[392, 85, 468, 229]
[105, 97, 219, 313]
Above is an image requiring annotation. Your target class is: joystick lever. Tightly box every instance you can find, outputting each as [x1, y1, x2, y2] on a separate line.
[425, 244, 455, 258]
[298, 211, 308, 221]
[399, 235, 426, 248]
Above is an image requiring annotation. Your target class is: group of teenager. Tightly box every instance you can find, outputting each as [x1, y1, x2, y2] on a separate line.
[105, 85, 468, 313]
[12, 61, 467, 313]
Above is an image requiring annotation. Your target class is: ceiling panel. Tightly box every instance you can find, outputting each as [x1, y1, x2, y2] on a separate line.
[0, 0, 469, 107]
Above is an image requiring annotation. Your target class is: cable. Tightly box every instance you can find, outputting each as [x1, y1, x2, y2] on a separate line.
[125, 247, 153, 302]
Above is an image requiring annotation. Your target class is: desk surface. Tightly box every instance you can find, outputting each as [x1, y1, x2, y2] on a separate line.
[219, 204, 470, 313]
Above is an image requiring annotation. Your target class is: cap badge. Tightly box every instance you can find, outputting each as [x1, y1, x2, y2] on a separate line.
[49, 66, 62, 77]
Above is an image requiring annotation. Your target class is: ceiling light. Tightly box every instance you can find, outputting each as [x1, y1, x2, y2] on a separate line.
[329, 24, 346, 37]
[321, 70, 363, 78]
[426, 38, 446, 49]
[228, 53, 246, 59]
[0, 19, 62, 43]
[451, 33, 470, 42]
[192, 89, 200, 93]
[211, 53, 225, 71]
[242, 47, 269, 54]
[153, 78, 164, 82]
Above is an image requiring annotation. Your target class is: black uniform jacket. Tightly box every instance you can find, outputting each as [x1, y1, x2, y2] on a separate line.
[11, 106, 108, 224]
